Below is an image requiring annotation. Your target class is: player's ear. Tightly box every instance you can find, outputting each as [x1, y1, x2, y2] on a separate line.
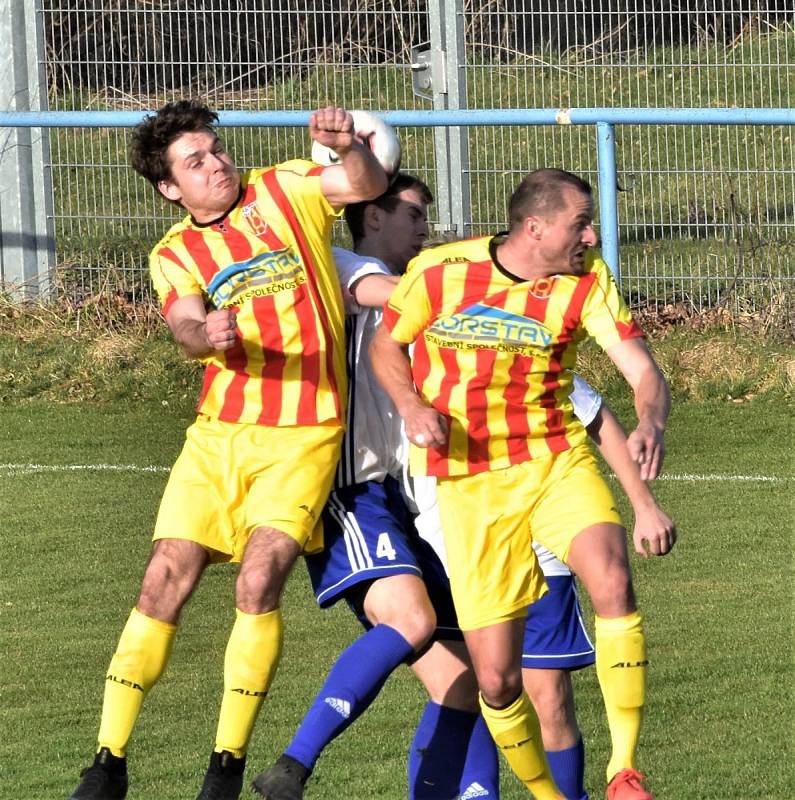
[158, 179, 182, 203]
[364, 202, 382, 233]
[524, 215, 542, 240]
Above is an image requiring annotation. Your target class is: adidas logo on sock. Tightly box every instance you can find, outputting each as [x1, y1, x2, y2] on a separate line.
[324, 697, 351, 718]
[460, 782, 490, 798]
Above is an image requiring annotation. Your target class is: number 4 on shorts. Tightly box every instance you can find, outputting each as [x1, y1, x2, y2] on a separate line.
[376, 532, 397, 561]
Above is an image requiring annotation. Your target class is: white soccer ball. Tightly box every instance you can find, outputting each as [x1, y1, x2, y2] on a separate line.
[310, 110, 401, 177]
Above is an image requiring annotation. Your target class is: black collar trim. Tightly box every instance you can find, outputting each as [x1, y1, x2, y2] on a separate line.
[190, 185, 244, 228]
[488, 232, 525, 283]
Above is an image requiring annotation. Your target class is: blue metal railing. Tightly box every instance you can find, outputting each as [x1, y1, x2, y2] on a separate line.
[2, 107, 792, 281]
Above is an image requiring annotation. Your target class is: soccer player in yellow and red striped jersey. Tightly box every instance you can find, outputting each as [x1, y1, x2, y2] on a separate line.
[371, 169, 674, 800]
[68, 101, 389, 800]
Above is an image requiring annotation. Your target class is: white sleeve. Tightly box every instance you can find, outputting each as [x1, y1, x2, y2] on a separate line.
[333, 247, 391, 314]
[570, 373, 603, 428]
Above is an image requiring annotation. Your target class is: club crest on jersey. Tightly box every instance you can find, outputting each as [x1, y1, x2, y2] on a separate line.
[528, 276, 556, 299]
[242, 202, 269, 238]
[426, 303, 553, 355]
[206, 246, 305, 308]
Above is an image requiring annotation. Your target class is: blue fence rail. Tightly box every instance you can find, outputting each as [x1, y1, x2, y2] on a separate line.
[1, 107, 793, 290]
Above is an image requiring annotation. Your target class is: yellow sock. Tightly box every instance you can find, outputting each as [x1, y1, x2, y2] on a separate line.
[595, 611, 647, 782]
[215, 608, 283, 758]
[98, 608, 177, 757]
[479, 691, 564, 800]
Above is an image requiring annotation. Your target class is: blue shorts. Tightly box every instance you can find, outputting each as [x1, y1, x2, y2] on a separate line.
[522, 575, 595, 670]
[304, 476, 462, 641]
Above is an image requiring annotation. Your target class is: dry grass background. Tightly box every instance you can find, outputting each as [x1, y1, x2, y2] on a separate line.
[2, 289, 793, 411]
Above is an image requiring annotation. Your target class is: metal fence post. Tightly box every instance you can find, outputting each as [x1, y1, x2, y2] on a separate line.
[0, 0, 54, 299]
[596, 122, 620, 283]
[444, 0, 471, 238]
[428, 0, 471, 240]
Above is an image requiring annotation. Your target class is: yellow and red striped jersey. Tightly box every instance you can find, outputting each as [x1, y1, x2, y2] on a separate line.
[382, 235, 644, 477]
[150, 160, 347, 427]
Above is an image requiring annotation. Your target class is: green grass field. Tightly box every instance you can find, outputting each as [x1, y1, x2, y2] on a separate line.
[0, 397, 791, 800]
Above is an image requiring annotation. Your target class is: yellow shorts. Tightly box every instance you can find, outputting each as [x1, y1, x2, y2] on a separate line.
[436, 443, 622, 631]
[153, 415, 343, 562]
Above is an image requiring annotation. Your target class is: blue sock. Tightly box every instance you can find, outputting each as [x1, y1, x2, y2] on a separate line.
[409, 701, 499, 799]
[546, 737, 588, 800]
[285, 624, 413, 770]
[460, 713, 500, 799]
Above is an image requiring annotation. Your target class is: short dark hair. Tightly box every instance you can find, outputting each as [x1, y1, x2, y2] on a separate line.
[344, 172, 434, 247]
[130, 99, 219, 188]
[508, 168, 592, 230]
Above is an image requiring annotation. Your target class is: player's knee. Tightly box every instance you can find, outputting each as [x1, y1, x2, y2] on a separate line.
[235, 567, 284, 613]
[478, 667, 523, 708]
[589, 565, 636, 616]
[137, 542, 204, 618]
[382, 604, 436, 651]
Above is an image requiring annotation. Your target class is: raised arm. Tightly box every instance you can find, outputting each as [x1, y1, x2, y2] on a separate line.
[606, 337, 671, 480]
[164, 295, 237, 360]
[312, 107, 389, 209]
[587, 403, 677, 558]
[369, 324, 448, 448]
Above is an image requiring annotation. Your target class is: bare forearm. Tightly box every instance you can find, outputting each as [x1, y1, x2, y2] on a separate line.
[369, 327, 421, 415]
[634, 363, 670, 433]
[338, 144, 389, 201]
[591, 410, 657, 513]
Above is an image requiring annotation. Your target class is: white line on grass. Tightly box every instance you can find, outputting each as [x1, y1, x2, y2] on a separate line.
[0, 463, 788, 483]
[0, 463, 170, 475]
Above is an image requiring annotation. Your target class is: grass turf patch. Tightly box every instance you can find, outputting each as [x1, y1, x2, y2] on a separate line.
[0, 399, 791, 798]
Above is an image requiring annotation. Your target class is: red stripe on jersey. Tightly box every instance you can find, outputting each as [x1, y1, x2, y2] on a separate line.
[459, 260, 496, 310]
[182, 228, 221, 286]
[503, 352, 533, 464]
[466, 347, 496, 471]
[219, 307, 249, 422]
[412, 337, 432, 397]
[220, 217, 255, 263]
[423, 264, 446, 319]
[262, 168, 339, 420]
[540, 344, 570, 453]
[162, 288, 179, 317]
[307, 166, 324, 176]
[292, 280, 322, 423]
[523, 282, 553, 327]
[198, 362, 222, 410]
[425, 347, 459, 476]
[617, 318, 645, 340]
[560, 272, 598, 341]
[253, 294, 286, 424]
[159, 246, 190, 272]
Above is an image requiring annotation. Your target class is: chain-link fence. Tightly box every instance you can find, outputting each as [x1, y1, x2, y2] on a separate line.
[14, 1, 795, 318]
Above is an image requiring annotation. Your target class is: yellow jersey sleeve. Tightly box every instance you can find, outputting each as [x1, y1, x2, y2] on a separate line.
[382, 262, 435, 345]
[580, 256, 645, 349]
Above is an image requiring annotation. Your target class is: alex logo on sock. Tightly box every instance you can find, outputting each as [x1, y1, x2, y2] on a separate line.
[610, 660, 649, 668]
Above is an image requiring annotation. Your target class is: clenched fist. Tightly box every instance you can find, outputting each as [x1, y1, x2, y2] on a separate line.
[205, 309, 238, 351]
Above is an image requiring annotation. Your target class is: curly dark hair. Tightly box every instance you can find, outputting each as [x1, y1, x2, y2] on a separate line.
[508, 168, 592, 230]
[130, 99, 219, 188]
[344, 172, 433, 248]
